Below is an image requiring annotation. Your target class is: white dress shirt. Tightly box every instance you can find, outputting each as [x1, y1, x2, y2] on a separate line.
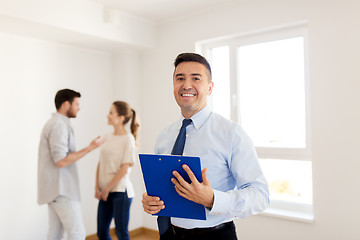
[155, 105, 269, 229]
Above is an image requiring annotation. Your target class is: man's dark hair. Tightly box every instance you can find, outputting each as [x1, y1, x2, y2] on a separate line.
[174, 53, 212, 79]
[54, 89, 81, 110]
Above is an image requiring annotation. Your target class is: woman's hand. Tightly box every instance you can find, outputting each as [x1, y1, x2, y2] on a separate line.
[100, 188, 110, 201]
[95, 188, 102, 200]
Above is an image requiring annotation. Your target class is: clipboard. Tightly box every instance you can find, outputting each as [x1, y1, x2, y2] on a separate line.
[139, 154, 206, 220]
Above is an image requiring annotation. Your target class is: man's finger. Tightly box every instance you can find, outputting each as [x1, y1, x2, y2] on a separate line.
[174, 185, 190, 201]
[142, 192, 161, 202]
[142, 200, 164, 207]
[201, 168, 210, 185]
[173, 170, 190, 187]
[182, 164, 199, 183]
[141, 192, 165, 215]
[144, 205, 164, 215]
[172, 177, 189, 195]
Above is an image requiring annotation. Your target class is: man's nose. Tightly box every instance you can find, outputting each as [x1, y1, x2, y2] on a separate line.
[183, 79, 192, 89]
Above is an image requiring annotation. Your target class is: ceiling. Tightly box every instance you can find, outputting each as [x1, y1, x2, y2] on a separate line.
[87, 0, 233, 23]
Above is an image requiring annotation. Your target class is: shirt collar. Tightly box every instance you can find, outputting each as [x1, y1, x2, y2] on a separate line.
[179, 105, 212, 130]
[53, 112, 72, 127]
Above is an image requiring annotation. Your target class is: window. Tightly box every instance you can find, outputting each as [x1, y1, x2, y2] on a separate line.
[198, 23, 313, 221]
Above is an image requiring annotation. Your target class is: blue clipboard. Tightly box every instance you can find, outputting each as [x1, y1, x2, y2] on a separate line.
[139, 154, 206, 220]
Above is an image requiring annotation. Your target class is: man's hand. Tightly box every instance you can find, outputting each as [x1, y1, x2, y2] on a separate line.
[171, 165, 214, 208]
[142, 193, 165, 214]
[89, 136, 105, 151]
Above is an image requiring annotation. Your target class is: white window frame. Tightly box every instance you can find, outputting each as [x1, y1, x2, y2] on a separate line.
[196, 21, 313, 222]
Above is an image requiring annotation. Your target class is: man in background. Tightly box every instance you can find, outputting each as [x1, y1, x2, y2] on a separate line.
[38, 88, 103, 240]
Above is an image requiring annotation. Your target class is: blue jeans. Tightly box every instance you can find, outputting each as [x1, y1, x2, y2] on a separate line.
[97, 192, 133, 240]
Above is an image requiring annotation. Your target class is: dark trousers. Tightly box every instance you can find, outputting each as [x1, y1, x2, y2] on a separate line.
[97, 192, 132, 240]
[160, 221, 238, 240]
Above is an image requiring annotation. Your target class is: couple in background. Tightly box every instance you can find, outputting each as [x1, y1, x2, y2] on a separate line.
[38, 88, 138, 240]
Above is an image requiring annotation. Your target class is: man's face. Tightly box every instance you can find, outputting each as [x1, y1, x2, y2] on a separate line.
[173, 62, 213, 118]
[66, 97, 80, 118]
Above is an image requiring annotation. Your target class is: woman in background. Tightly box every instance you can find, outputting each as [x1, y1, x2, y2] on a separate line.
[95, 101, 139, 240]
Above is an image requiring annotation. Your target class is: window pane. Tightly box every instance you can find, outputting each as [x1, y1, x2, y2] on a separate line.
[209, 46, 230, 120]
[259, 159, 313, 204]
[238, 37, 306, 148]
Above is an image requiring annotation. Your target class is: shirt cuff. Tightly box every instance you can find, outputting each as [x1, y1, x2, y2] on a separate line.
[209, 189, 232, 215]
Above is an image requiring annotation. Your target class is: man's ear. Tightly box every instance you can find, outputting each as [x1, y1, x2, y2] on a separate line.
[61, 101, 71, 110]
[208, 81, 214, 95]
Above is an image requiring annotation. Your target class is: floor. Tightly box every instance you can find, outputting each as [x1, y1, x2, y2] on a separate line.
[129, 230, 158, 240]
[86, 227, 159, 240]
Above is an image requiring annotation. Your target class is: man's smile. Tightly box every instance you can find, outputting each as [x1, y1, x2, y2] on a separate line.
[181, 93, 196, 97]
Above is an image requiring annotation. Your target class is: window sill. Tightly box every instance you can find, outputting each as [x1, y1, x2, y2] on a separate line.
[260, 201, 314, 223]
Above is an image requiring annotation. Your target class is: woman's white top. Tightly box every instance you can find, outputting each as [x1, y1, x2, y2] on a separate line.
[98, 133, 136, 198]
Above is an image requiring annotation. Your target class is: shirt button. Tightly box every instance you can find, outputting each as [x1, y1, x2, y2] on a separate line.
[186, 134, 189, 137]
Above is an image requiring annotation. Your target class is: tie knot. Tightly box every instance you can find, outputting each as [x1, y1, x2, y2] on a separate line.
[182, 119, 192, 128]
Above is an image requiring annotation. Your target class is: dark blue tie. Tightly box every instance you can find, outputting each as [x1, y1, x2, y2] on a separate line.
[171, 119, 192, 155]
[157, 118, 192, 237]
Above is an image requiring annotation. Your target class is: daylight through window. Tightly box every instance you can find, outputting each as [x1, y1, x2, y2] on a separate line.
[200, 24, 313, 221]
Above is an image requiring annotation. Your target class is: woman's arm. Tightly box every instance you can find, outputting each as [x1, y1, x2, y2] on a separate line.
[100, 163, 132, 201]
[95, 162, 101, 200]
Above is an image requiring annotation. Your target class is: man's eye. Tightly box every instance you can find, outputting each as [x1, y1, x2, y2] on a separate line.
[177, 77, 184, 81]
[193, 77, 200, 81]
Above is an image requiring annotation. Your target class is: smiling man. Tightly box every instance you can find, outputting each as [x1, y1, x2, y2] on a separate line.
[142, 53, 269, 240]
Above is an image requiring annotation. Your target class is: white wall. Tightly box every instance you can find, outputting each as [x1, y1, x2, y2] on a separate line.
[112, 50, 145, 231]
[0, 33, 146, 238]
[140, 0, 360, 239]
[0, 32, 115, 239]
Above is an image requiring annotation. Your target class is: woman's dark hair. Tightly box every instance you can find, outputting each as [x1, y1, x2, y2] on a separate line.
[174, 53, 212, 79]
[113, 101, 140, 141]
[54, 89, 81, 110]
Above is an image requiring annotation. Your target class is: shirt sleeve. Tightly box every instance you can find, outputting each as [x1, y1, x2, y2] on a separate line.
[121, 135, 136, 166]
[48, 121, 69, 163]
[209, 126, 269, 218]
